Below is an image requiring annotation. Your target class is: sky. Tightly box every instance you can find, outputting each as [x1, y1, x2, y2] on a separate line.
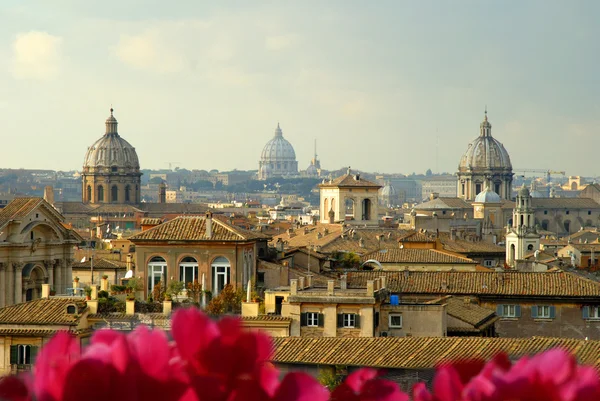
[1, 1, 599, 176]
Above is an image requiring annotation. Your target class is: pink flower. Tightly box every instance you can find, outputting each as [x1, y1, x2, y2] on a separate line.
[331, 368, 409, 401]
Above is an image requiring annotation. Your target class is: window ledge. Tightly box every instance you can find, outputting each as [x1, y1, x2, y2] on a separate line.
[533, 318, 554, 322]
[499, 317, 519, 321]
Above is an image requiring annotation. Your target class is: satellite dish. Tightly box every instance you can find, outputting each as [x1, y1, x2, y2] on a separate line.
[124, 270, 134, 279]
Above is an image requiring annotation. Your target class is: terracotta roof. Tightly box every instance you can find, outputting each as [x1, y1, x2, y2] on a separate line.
[0, 298, 86, 325]
[54, 202, 95, 214]
[91, 204, 144, 213]
[399, 231, 436, 243]
[318, 173, 382, 188]
[87, 312, 168, 320]
[140, 218, 163, 225]
[440, 237, 505, 254]
[284, 247, 330, 260]
[128, 216, 270, 242]
[0, 328, 69, 336]
[361, 249, 477, 265]
[271, 337, 600, 370]
[242, 315, 292, 322]
[414, 197, 471, 210]
[72, 258, 128, 270]
[531, 198, 600, 209]
[346, 271, 600, 297]
[0, 197, 64, 229]
[441, 296, 497, 327]
[136, 203, 208, 215]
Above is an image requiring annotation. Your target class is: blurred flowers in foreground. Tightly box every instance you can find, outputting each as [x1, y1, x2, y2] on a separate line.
[0, 307, 598, 401]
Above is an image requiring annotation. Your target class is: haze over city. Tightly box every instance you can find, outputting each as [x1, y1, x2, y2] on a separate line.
[1, 1, 599, 175]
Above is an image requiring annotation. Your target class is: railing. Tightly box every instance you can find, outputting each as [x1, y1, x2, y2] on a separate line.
[10, 364, 32, 374]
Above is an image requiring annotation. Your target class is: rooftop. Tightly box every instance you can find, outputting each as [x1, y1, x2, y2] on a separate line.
[361, 248, 477, 265]
[0, 298, 86, 325]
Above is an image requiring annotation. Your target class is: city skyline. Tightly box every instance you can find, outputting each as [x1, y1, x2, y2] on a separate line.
[1, 1, 599, 175]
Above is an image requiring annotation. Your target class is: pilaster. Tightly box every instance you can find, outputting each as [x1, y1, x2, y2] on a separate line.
[0, 263, 5, 308]
[13, 262, 24, 304]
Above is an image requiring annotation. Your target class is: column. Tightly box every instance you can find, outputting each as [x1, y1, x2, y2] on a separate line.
[7, 263, 14, 306]
[0, 263, 5, 308]
[13, 262, 23, 304]
[66, 258, 74, 287]
[54, 259, 62, 294]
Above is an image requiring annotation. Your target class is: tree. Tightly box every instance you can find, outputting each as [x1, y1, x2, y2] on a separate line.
[206, 284, 245, 315]
[149, 177, 164, 184]
[167, 281, 185, 298]
[426, 169, 433, 176]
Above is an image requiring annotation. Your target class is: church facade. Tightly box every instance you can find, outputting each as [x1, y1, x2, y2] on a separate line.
[0, 198, 82, 307]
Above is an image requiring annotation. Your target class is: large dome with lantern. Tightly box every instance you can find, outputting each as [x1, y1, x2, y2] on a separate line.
[258, 123, 298, 180]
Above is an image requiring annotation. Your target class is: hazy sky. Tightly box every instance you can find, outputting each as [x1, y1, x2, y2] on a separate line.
[1, 1, 599, 176]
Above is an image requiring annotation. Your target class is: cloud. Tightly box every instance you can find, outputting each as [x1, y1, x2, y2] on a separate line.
[12, 31, 62, 80]
[115, 30, 186, 73]
[265, 34, 299, 51]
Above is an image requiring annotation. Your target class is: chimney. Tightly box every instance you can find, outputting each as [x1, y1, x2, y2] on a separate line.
[276, 238, 284, 252]
[298, 276, 305, 289]
[366, 280, 374, 296]
[306, 274, 313, 288]
[205, 211, 213, 239]
[359, 238, 365, 248]
[126, 254, 133, 270]
[327, 280, 335, 296]
[158, 182, 166, 203]
[43, 186, 55, 205]
[379, 275, 386, 289]
[429, 192, 439, 201]
[41, 283, 50, 299]
[91, 286, 98, 300]
[163, 299, 172, 315]
[126, 299, 135, 315]
[340, 274, 347, 290]
[290, 279, 298, 295]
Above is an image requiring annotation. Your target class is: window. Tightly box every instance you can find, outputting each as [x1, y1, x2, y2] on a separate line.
[583, 306, 600, 320]
[483, 260, 494, 267]
[87, 185, 92, 202]
[544, 210, 548, 215]
[589, 211, 592, 215]
[532, 305, 555, 319]
[179, 257, 198, 285]
[497, 304, 521, 318]
[300, 312, 322, 327]
[211, 257, 230, 296]
[66, 305, 76, 314]
[148, 256, 167, 292]
[389, 314, 402, 328]
[337, 313, 360, 328]
[527, 244, 534, 251]
[98, 185, 104, 202]
[125, 185, 131, 202]
[111, 185, 118, 203]
[10, 345, 38, 365]
[566, 210, 570, 215]
[111, 166, 118, 172]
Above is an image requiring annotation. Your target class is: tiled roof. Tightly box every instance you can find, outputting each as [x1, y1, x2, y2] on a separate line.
[531, 198, 600, 209]
[72, 258, 128, 270]
[346, 271, 600, 297]
[414, 198, 471, 210]
[87, 312, 168, 320]
[399, 231, 436, 243]
[0, 197, 64, 229]
[361, 249, 477, 265]
[92, 204, 144, 213]
[128, 216, 270, 242]
[140, 218, 163, 225]
[0, 298, 86, 325]
[242, 315, 292, 322]
[318, 173, 381, 188]
[288, 266, 337, 287]
[136, 203, 208, 215]
[271, 337, 600, 370]
[54, 202, 95, 214]
[440, 236, 505, 254]
[441, 296, 497, 326]
[0, 328, 68, 336]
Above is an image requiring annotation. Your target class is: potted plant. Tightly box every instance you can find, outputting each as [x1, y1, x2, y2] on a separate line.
[49, 288, 56, 296]
[126, 293, 136, 301]
[84, 286, 92, 300]
[164, 293, 173, 301]
[74, 277, 80, 283]
[102, 274, 108, 280]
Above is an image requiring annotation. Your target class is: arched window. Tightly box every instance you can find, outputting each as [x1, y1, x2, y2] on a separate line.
[527, 244, 534, 251]
[541, 220, 549, 231]
[362, 198, 372, 221]
[148, 256, 167, 292]
[111, 185, 118, 203]
[125, 185, 131, 202]
[323, 198, 329, 215]
[331, 198, 335, 211]
[211, 256, 230, 296]
[494, 182, 501, 195]
[475, 183, 482, 194]
[179, 256, 198, 285]
[87, 185, 92, 202]
[345, 198, 355, 219]
[98, 186, 104, 202]
[510, 244, 516, 264]
[564, 220, 571, 233]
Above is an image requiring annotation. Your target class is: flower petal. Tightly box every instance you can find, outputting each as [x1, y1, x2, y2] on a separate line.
[273, 372, 329, 401]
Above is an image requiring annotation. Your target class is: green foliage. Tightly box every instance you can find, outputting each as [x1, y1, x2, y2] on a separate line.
[337, 252, 360, 269]
[111, 285, 127, 293]
[317, 367, 342, 390]
[167, 281, 185, 298]
[186, 280, 203, 303]
[206, 284, 245, 315]
[98, 290, 109, 299]
[126, 277, 142, 292]
[84, 286, 92, 297]
[149, 177, 164, 184]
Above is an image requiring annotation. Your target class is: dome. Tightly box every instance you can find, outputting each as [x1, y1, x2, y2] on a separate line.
[530, 190, 545, 198]
[260, 123, 296, 162]
[474, 187, 501, 203]
[380, 182, 397, 197]
[458, 113, 512, 171]
[518, 185, 530, 197]
[306, 164, 318, 175]
[83, 109, 140, 171]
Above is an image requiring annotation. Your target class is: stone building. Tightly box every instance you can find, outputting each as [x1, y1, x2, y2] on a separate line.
[319, 169, 382, 225]
[81, 108, 141, 204]
[457, 111, 513, 200]
[0, 198, 82, 307]
[128, 212, 270, 298]
[258, 123, 298, 180]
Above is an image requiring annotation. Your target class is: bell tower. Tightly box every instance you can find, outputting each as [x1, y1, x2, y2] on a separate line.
[505, 185, 540, 268]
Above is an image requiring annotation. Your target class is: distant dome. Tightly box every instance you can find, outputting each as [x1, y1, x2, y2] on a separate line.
[258, 123, 298, 180]
[530, 190, 545, 198]
[380, 183, 397, 197]
[474, 187, 501, 203]
[83, 109, 140, 172]
[518, 185, 530, 197]
[260, 124, 296, 162]
[458, 113, 512, 171]
[306, 164, 318, 175]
